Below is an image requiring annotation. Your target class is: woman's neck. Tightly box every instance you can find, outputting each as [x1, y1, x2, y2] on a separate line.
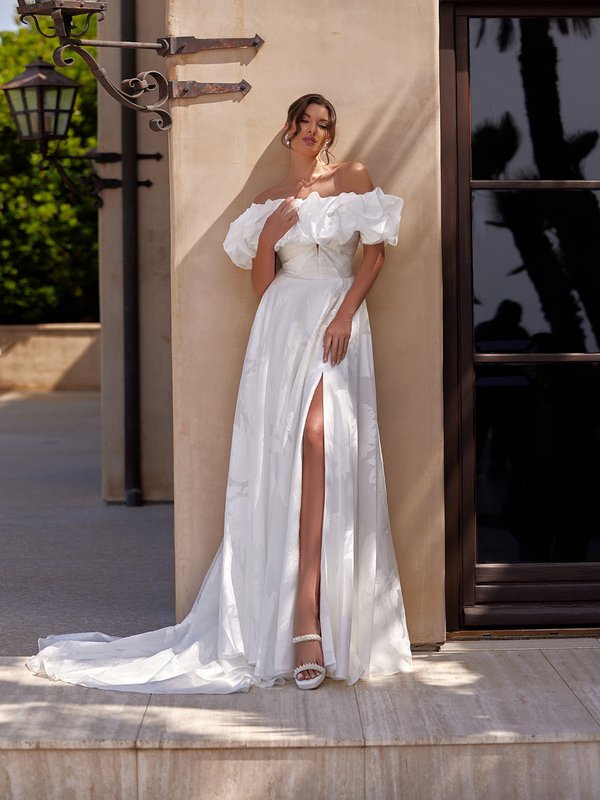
[285, 151, 330, 185]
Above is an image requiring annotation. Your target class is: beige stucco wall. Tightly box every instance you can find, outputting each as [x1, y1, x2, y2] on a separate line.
[167, 0, 446, 644]
[0, 324, 100, 391]
[97, 1, 174, 501]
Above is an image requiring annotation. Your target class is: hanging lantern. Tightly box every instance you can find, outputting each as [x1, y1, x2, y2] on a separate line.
[0, 56, 79, 143]
[15, 1, 106, 14]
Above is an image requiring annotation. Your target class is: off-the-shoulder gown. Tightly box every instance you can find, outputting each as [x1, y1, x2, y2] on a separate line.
[25, 188, 413, 693]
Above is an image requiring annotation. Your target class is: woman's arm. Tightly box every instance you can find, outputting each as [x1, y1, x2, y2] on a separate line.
[323, 163, 386, 366]
[323, 246, 385, 366]
[251, 230, 279, 297]
[250, 189, 306, 297]
[323, 243, 385, 366]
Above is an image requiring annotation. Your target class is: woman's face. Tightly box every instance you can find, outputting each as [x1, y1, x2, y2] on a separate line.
[287, 103, 330, 156]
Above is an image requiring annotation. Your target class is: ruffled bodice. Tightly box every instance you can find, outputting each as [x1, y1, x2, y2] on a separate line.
[223, 187, 403, 279]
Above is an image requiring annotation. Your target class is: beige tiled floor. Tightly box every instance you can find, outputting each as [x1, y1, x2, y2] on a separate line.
[2, 640, 600, 799]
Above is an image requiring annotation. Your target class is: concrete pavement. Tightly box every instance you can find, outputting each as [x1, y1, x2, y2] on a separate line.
[0, 391, 174, 656]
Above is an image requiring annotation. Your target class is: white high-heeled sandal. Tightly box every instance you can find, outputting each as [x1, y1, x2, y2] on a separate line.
[292, 633, 326, 689]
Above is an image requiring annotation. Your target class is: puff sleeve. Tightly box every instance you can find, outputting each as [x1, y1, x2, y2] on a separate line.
[222, 199, 282, 269]
[331, 187, 404, 246]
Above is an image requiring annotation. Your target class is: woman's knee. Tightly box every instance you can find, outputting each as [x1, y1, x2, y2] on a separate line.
[303, 414, 324, 452]
[303, 377, 324, 453]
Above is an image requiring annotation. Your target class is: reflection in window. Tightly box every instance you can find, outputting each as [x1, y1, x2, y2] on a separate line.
[470, 17, 600, 180]
[472, 190, 600, 353]
[475, 363, 600, 563]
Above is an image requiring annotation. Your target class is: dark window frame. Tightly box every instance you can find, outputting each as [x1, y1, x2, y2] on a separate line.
[440, 0, 600, 631]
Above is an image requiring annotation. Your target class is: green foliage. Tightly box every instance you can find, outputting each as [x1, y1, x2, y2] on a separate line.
[0, 11, 99, 323]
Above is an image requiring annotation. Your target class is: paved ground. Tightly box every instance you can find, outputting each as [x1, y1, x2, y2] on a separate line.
[0, 391, 174, 656]
[3, 393, 600, 798]
[3, 638, 600, 798]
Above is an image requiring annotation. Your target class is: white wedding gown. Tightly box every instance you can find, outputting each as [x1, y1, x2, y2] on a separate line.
[25, 187, 413, 693]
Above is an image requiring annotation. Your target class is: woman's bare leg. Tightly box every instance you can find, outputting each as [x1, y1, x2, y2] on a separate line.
[294, 375, 325, 681]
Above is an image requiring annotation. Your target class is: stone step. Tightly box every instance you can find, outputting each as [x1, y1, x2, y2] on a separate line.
[2, 642, 600, 798]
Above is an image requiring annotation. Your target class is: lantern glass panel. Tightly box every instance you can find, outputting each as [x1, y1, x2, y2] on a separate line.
[43, 89, 58, 111]
[15, 114, 29, 138]
[59, 88, 75, 110]
[44, 111, 56, 135]
[24, 88, 38, 111]
[9, 90, 24, 113]
[56, 112, 70, 136]
[29, 112, 39, 134]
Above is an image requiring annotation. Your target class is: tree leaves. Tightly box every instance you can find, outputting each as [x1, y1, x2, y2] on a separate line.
[0, 15, 99, 323]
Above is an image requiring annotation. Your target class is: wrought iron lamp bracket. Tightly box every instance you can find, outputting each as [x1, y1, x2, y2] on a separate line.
[54, 43, 171, 132]
[18, 5, 263, 131]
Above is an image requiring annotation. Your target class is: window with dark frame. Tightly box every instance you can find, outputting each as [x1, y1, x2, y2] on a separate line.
[442, 2, 600, 630]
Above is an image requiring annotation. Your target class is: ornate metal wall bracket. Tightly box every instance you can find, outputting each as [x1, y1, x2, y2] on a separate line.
[170, 80, 251, 99]
[38, 142, 161, 206]
[54, 42, 171, 132]
[159, 34, 264, 56]
[17, 2, 263, 131]
[94, 176, 152, 191]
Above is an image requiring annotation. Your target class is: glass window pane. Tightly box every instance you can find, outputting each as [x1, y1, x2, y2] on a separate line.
[475, 362, 600, 563]
[59, 87, 76, 110]
[24, 87, 38, 111]
[473, 189, 600, 354]
[43, 111, 56, 135]
[8, 90, 24, 112]
[15, 113, 30, 138]
[43, 89, 58, 110]
[470, 17, 600, 180]
[56, 112, 70, 136]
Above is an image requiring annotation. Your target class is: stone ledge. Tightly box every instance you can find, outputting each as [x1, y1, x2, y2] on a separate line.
[441, 636, 600, 651]
[3, 643, 600, 750]
[0, 325, 101, 391]
[3, 645, 600, 799]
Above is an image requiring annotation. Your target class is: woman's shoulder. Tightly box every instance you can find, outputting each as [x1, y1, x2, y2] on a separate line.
[333, 161, 375, 195]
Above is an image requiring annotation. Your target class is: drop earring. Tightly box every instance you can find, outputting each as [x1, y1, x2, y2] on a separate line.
[284, 134, 291, 147]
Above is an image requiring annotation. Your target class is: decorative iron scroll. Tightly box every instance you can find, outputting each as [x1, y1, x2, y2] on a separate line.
[54, 44, 172, 131]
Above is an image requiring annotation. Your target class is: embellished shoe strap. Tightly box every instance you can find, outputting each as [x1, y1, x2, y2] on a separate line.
[292, 633, 322, 643]
[294, 662, 326, 678]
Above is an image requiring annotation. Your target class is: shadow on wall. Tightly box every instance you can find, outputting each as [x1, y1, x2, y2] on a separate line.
[182, 78, 438, 297]
[174, 85, 431, 440]
[54, 335, 100, 390]
[174, 79, 441, 642]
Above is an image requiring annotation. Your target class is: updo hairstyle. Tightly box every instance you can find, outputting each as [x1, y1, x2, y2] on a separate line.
[281, 93, 337, 163]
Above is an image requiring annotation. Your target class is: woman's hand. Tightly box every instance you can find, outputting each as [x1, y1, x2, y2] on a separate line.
[323, 312, 353, 366]
[260, 196, 300, 247]
[258, 180, 316, 247]
[252, 181, 313, 297]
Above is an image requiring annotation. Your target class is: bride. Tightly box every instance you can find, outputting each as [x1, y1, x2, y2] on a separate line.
[26, 93, 413, 693]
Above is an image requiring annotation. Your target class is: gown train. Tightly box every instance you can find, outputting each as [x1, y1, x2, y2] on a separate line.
[25, 187, 413, 693]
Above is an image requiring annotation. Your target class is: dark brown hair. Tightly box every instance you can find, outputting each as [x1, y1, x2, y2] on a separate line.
[281, 94, 337, 163]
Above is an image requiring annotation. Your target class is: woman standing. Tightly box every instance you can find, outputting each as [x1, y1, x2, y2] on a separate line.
[25, 93, 412, 693]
